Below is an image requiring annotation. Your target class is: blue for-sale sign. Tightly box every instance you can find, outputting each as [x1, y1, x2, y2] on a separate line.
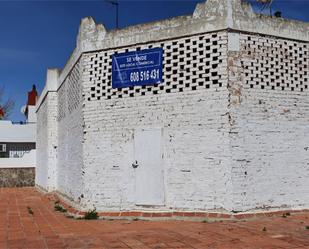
[112, 47, 163, 89]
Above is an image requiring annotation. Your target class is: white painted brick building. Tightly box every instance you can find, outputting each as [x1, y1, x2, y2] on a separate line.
[36, 0, 309, 214]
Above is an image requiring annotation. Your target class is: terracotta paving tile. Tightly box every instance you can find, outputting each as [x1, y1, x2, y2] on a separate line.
[25, 239, 47, 249]
[0, 187, 308, 249]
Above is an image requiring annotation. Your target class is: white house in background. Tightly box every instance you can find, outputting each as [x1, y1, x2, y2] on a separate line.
[0, 85, 37, 168]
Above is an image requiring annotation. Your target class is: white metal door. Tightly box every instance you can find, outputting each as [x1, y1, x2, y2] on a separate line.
[134, 128, 164, 205]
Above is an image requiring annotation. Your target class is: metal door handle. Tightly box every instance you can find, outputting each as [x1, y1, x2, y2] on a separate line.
[132, 160, 139, 168]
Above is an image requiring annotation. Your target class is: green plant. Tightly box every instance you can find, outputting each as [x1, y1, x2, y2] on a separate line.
[84, 209, 98, 220]
[262, 227, 267, 232]
[282, 212, 291, 218]
[54, 204, 67, 213]
[27, 206, 33, 215]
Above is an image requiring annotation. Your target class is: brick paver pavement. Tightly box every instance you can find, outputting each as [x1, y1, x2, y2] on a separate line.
[0, 187, 308, 249]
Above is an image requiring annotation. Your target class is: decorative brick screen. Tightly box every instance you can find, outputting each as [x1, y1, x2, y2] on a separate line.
[58, 61, 81, 121]
[241, 34, 308, 92]
[84, 31, 228, 101]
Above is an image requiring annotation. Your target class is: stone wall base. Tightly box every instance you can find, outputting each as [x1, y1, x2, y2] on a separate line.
[0, 168, 35, 187]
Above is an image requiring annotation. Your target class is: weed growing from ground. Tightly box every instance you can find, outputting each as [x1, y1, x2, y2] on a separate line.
[27, 206, 34, 215]
[84, 209, 98, 220]
[262, 227, 267, 232]
[282, 212, 291, 218]
[54, 204, 67, 213]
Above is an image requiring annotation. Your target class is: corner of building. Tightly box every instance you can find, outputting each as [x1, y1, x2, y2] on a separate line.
[36, 68, 60, 192]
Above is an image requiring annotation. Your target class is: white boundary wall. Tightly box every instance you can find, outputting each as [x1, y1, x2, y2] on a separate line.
[0, 121, 35, 143]
[0, 150, 36, 168]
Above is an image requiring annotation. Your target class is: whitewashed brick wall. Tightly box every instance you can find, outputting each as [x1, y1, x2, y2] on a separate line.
[227, 34, 309, 211]
[36, 0, 309, 213]
[79, 31, 233, 211]
[36, 92, 58, 191]
[56, 60, 85, 202]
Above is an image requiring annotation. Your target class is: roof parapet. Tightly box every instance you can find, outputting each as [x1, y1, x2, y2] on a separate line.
[75, 0, 308, 54]
[77, 17, 107, 51]
[46, 68, 60, 91]
[193, 0, 308, 41]
[55, 0, 308, 95]
[36, 68, 61, 112]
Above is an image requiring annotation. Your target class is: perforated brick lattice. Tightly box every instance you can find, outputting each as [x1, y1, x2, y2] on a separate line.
[58, 61, 81, 121]
[67, 61, 82, 112]
[84, 32, 228, 101]
[241, 34, 309, 92]
[57, 84, 66, 121]
[37, 100, 47, 129]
